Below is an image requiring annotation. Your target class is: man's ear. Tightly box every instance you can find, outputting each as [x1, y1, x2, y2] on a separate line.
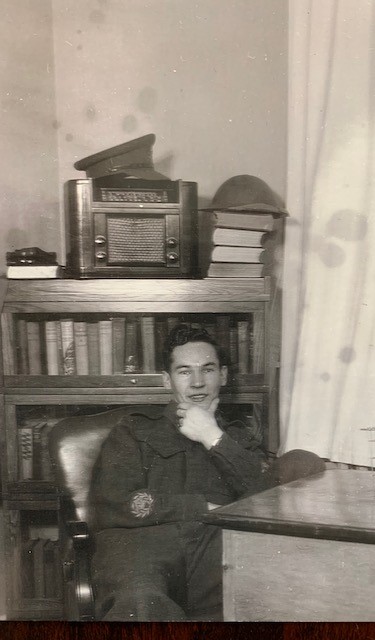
[220, 365, 228, 386]
[162, 371, 171, 389]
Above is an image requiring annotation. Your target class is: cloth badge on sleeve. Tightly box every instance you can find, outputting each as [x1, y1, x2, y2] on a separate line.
[130, 491, 155, 518]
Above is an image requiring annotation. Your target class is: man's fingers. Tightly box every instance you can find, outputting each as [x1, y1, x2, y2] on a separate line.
[177, 403, 190, 411]
[208, 397, 220, 414]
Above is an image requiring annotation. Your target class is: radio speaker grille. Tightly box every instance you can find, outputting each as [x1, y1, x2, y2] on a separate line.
[107, 216, 165, 264]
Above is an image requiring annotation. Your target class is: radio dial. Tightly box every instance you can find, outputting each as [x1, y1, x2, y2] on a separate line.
[95, 235, 106, 245]
[96, 251, 107, 261]
[166, 237, 178, 248]
[167, 252, 179, 263]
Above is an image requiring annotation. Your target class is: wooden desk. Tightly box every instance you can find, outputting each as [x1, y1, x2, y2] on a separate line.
[205, 469, 375, 621]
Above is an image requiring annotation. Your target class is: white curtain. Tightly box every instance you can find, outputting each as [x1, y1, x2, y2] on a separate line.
[280, 0, 375, 467]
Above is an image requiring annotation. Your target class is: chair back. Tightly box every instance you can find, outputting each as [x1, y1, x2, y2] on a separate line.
[48, 407, 137, 524]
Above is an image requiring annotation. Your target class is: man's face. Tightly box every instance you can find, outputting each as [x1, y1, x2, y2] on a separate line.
[163, 341, 228, 410]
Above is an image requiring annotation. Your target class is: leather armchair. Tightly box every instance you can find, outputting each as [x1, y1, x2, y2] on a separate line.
[48, 406, 143, 621]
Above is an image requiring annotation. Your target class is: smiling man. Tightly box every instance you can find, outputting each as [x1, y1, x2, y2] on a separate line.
[90, 323, 272, 621]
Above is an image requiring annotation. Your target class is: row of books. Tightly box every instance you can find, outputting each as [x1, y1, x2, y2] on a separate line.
[21, 537, 61, 599]
[18, 420, 55, 481]
[14, 314, 260, 376]
[199, 210, 276, 278]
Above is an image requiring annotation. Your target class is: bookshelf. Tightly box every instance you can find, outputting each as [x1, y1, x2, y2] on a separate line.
[0, 276, 280, 620]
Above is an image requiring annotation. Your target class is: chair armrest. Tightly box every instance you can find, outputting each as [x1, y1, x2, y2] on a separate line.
[62, 519, 95, 621]
[66, 520, 91, 549]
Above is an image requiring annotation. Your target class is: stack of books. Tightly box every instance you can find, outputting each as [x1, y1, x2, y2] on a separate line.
[198, 210, 275, 278]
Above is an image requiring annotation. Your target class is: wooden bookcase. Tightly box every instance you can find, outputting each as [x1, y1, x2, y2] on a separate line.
[0, 276, 280, 620]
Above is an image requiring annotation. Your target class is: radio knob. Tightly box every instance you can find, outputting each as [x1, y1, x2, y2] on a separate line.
[167, 252, 179, 263]
[96, 251, 107, 260]
[166, 237, 178, 248]
[95, 235, 106, 246]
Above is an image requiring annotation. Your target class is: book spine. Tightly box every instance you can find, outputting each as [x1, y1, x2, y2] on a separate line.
[140, 316, 156, 373]
[229, 323, 238, 372]
[56, 321, 64, 375]
[215, 315, 231, 365]
[53, 540, 62, 598]
[40, 422, 54, 481]
[32, 421, 47, 480]
[251, 310, 264, 374]
[166, 316, 178, 334]
[214, 211, 274, 231]
[33, 538, 47, 598]
[211, 246, 263, 263]
[60, 319, 76, 375]
[26, 321, 42, 375]
[43, 539, 55, 598]
[237, 320, 250, 374]
[99, 320, 113, 375]
[16, 318, 29, 374]
[213, 228, 265, 247]
[21, 539, 37, 598]
[74, 321, 89, 375]
[87, 322, 100, 375]
[207, 262, 263, 278]
[155, 317, 167, 371]
[45, 321, 60, 375]
[124, 319, 139, 373]
[18, 427, 33, 480]
[6, 265, 62, 279]
[112, 317, 126, 374]
[203, 319, 216, 341]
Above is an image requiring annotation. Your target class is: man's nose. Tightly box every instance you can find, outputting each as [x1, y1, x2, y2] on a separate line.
[190, 370, 204, 387]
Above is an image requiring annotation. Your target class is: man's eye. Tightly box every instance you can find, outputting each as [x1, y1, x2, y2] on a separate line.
[204, 368, 214, 373]
[179, 370, 190, 376]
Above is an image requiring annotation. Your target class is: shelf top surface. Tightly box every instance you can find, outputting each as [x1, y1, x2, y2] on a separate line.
[2, 277, 269, 304]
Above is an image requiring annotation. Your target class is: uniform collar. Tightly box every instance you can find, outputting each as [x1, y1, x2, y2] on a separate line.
[130, 401, 187, 457]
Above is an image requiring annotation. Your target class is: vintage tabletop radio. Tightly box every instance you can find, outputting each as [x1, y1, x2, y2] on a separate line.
[66, 175, 198, 278]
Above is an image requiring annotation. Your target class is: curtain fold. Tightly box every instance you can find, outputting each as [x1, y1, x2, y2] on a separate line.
[280, 0, 375, 467]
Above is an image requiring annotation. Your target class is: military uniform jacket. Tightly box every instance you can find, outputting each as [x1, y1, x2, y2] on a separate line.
[91, 402, 271, 531]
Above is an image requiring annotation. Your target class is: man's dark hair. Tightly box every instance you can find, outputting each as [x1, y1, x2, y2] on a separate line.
[163, 323, 227, 371]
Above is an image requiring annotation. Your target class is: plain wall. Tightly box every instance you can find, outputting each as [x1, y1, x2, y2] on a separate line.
[0, 0, 287, 270]
[0, 0, 60, 272]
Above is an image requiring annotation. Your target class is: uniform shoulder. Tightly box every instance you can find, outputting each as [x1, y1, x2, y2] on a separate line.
[99, 405, 165, 447]
[114, 404, 166, 434]
[220, 406, 264, 450]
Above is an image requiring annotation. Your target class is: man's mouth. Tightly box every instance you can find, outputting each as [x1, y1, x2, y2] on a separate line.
[189, 394, 208, 403]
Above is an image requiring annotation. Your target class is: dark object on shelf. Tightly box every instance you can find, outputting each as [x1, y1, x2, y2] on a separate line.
[74, 133, 168, 181]
[66, 178, 198, 279]
[202, 174, 289, 216]
[6, 247, 57, 266]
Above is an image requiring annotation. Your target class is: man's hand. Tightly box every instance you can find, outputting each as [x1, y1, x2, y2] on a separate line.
[177, 398, 224, 450]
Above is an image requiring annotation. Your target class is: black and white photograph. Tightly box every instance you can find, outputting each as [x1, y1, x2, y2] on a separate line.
[0, 0, 374, 634]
